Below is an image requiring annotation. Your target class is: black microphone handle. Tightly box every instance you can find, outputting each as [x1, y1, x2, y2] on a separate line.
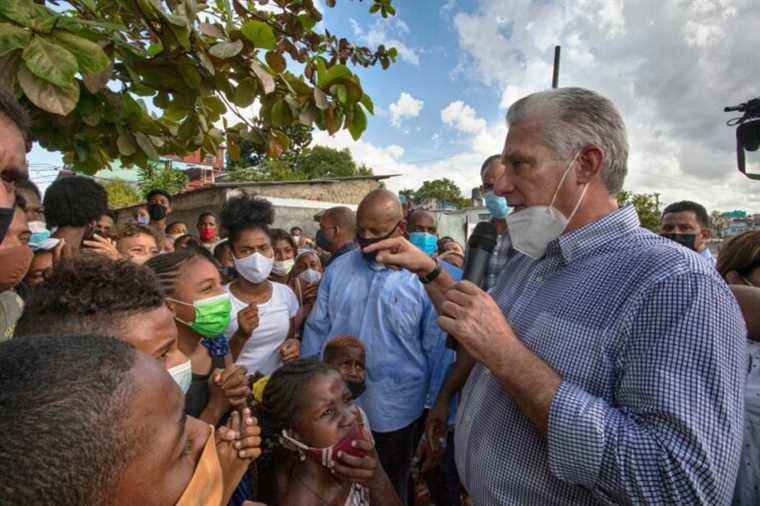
[446, 247, 492, 350]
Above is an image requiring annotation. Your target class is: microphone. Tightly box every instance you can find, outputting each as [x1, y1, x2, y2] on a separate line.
[446, 221, 498, 349]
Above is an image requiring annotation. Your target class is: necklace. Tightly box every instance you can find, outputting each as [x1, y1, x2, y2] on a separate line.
[295, 474, 350, 506]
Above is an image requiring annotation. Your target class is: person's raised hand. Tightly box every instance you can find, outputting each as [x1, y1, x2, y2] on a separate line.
[332, 438, 382, 488]
[362, 237, 435, 275]
[301, 283, 318, 307]
[82, 234, 120, 261]
[212, 363, 249, 408]
[233, 407, 262, 461]
[216, 411, 256, 505]
[278, 338, 300, 362]
[235, 303, 259, 340]
[438, 281, 517, 370]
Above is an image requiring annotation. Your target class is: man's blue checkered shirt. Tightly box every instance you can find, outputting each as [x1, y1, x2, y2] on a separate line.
[455, 205, 746, 504]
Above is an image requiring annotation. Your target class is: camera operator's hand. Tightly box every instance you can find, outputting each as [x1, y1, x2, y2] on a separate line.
[362, 237, 436, 276]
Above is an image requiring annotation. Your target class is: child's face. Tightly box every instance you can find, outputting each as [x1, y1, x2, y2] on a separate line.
[292, 371, 361, 449]
[327, 346, 366, 385]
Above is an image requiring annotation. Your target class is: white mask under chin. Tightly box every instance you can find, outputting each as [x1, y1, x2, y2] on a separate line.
[234, 252, 274, 283]
[506, 152, 588, 259]
[168, 359, 193, 394]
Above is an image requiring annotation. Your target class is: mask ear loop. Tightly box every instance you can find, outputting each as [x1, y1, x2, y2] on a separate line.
[548, 150, 582, 210]
[280, 430, 309, 461]
[165, 297, 194, 327]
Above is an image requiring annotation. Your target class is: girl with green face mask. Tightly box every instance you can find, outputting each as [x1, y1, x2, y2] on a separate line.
[146, 248, 250, 427]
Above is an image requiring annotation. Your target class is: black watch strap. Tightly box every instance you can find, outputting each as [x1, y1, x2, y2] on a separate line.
[419, 261, 442, 284]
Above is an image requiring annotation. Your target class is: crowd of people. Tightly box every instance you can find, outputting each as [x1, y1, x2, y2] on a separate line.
[1, 84, 759, 506]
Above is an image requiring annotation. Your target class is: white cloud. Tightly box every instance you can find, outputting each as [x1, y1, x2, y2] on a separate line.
[441, 101, 487, 134]
[389, 92, 424, 127]
[449, 0, 760, 212]
[350, 17, 420, 66]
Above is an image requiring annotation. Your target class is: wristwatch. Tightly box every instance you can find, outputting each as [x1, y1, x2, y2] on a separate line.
[418, 260, 442, 284]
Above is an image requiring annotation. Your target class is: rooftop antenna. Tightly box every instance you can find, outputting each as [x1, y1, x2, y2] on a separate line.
[552, 46, 561, 89]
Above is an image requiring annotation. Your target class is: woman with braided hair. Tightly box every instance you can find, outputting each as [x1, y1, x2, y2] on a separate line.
[146, 246, 249, 426]
[257, 358, 402, 506]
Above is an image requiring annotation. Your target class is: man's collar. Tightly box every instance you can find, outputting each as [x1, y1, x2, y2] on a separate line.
[548, 205, 640, 264]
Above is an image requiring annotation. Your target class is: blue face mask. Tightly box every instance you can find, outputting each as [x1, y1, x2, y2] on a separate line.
[485, 191, 509, 219]
[409, 232, 438, 257]
[28, 221, 51, 249]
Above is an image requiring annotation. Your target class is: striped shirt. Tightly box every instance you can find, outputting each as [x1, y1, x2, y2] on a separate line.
[456, 205, 746, 504]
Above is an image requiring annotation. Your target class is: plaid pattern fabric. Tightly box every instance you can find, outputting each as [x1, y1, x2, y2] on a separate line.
[455, 205, 746, 505]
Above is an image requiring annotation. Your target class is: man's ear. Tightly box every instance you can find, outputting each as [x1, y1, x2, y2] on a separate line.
[701, 227, 712, 241]
[575, 146, 605, 185]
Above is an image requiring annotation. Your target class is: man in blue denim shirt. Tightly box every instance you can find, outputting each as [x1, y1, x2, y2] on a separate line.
[302, 189, 447, 504]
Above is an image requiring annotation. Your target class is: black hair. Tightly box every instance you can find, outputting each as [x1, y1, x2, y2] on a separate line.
[290, 226, 303, 234]
[14, 191, 27, 212]
[146, 188, 172, 204]
[662, 200, 710, 229]
[146, 245, 217, 296]
[220, 194, 274, 243]
[15, 256, 164, 338]
[0, 334, 138, 505]
[197, 211, 217, 224]
[213, 239, 231, 262]
[16, 179, 41, 200]
[260, 358, 336, 435]
[0, 86, 30, 146]
[174, 233, 201, 249]
[480, 154, 503, 177]
[269, 228, 296, 251]
[323, 336, 365, 364]
[43, 176, 108, 228]
[115, 222, 161, 246]
[166, 221, 186, 234]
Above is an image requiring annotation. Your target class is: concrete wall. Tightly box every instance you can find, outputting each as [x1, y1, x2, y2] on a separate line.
[113, 178, 382, 237]
[433, 207, 491, 246]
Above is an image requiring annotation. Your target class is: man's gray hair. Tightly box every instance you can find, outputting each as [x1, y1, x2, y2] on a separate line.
[506, 87, 628, 195]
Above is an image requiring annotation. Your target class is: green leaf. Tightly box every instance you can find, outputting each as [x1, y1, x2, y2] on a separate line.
[134, 131, 159, 159]
[17, 66, 79, 116]
[0, 1, 56, 33]
[359, 93, 375, 114]
[147, 43, 163, 57]
[0, 23, 31, 57]
[209, 39, 243, 59]
[197, 51, 215, 76]
[178, 57, 201, 89]
[22, 36, 78, 88]
[51, 31, 109, 75]
[271, 99, 293, 127]
[335, 84, 347, 105]
[200, 95, 225, 121]
[231, 78, 258, 107]
[251, 60, 275, 94]
[348, 103, 367, 140]
[265, 51, 286, 74]
[241, 20, 276, 50]
[83, 61, 112, 93]
[313, 86, 328, 110]
[297, 14, 317, 31]
[318, 63, 351, 88]
[369, 3, 381, 13]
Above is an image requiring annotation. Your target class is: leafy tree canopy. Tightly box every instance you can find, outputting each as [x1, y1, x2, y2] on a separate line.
[402, 178, 470, 209]
[103, 178, 141, 207]
[138, 160, 189, 196]
[617, 190, 661, 232]
[0, 0, 396, 174]
[225, 144, 371, 181]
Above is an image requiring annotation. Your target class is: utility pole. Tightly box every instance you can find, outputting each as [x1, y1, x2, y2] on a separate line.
[552, 46, 561, 89]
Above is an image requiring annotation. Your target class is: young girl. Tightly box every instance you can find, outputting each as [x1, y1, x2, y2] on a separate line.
[146, 247, 249, 425]
[288, 249, 324, 336]
[220, 195, 300, 375]
[259, 359, 402, 506]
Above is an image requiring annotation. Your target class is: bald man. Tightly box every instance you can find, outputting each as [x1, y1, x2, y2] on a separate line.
[302, 190, 447, 504]
[316, 206, 357, 267]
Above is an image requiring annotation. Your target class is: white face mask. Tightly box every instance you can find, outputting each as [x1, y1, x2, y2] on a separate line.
[271, 258, 295, 276]
[506, 152, 589, 259]
[234, 252, 274, 284]
[299, 268, 322, 285]
[168, 359, 193, 394]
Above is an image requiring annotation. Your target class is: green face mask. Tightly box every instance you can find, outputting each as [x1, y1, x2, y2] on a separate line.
[169, 293, 232, 337]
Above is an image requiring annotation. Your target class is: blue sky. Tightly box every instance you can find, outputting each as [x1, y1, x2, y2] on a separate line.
[29, 0, 760, 212]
